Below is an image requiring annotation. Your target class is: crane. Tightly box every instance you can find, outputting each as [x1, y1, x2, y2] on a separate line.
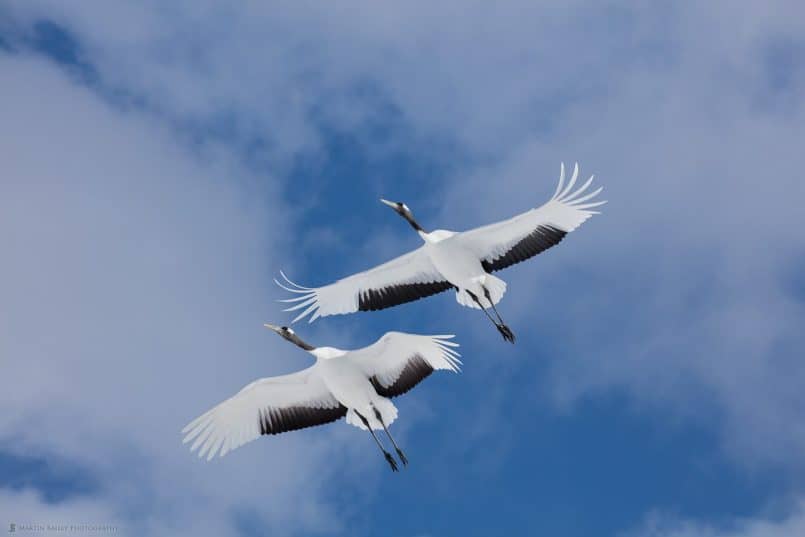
[277, 163, 605, 343]
[182, 325, 461, 471]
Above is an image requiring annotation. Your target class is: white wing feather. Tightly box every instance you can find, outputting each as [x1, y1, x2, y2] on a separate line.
[347, 332, 461, 394]
[276, 247, 446, 323]
[456, 162, 606, 267]
[181, 366, 339, 460]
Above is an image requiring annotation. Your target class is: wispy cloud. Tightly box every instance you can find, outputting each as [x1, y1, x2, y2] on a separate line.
[0, 54, 367, 535]
[3, 1, 805, 535]
[428, 2, 805, 471]
[625, 498, 805, 537]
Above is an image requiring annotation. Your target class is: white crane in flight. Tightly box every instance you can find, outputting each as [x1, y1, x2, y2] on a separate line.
[277, 163, 605, 343]
[182, 325, 461, 471]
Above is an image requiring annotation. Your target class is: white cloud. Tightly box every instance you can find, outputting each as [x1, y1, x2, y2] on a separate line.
[0, 53, 377, 536]
[0, 489, 121, 534]
[426, 2, 805, 470]
[2, 0, 805, 532]
[627, 499, 805, 537]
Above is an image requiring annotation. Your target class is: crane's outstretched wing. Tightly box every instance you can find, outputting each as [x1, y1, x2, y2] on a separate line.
[348, 332, 461, 398]
[276, 248, 452, 323]
[181, 366, 345, 460]
[455, 163, 606, 273]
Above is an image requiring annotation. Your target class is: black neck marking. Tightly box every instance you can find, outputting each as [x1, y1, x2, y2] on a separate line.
[288, 333, 315, 351]
[403, 213, 426, 233]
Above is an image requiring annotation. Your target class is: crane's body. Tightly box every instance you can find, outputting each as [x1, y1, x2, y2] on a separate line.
[312, 346, 398, 431]
[182, 326, 460, 471]
[277, 163, 605, 342]
[423, 230, 477, 283]
[421, 230, 505, 304]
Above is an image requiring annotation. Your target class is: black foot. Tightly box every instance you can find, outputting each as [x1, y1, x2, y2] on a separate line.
[496, 323, 516, 343]
[384, 451, 399, 472]
[396, 448, 409, 467]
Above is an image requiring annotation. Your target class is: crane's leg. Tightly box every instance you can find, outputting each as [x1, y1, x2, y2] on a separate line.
[356, 411, 398, 472]
[483, 286, 515, 343]
[373, 407, 408, 466]
[466, 290, 515, 343]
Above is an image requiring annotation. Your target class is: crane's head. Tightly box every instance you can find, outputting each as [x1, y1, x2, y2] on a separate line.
[380, 199, 424, 233]
[263, 323, 315, 351]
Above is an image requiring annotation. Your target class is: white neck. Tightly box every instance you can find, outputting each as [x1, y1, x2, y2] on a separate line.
[420, 229, 454, 244]
[311, 347, 346, 360]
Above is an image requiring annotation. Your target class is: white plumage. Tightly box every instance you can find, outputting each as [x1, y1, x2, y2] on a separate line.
[181, 326, 460, 470]
[278, 249, 444, 322]
[277, 163, 605, 342]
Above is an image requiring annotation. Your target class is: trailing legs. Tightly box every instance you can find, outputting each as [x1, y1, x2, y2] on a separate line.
[356, 411, 398, 472]
[373, 407, 408, 466]
[466, 289, 515, 343]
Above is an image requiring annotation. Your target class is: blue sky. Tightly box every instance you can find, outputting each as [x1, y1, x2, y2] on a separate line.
[2, 2, 805, 536]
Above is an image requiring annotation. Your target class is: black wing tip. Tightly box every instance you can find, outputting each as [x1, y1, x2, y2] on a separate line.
[358, 281, 453, 311]
[482, 225, 567, 272]
[259, 404, 347, 436]
[371, 354, 435, 398]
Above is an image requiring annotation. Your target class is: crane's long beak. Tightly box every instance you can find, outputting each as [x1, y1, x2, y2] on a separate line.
[380, 198, 397, 209]
[264, 323, 282, 333]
